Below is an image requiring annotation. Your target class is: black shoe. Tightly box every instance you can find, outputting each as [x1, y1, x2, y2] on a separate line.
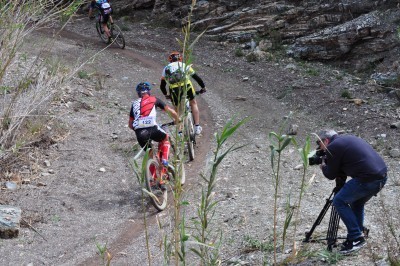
[339, 236, 366, 254]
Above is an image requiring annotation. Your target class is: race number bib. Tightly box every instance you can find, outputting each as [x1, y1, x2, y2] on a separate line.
[137, 116, 156, 128]
[101, 3, 110, 9]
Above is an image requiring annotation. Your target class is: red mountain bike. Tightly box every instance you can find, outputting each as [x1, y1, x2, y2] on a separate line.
[144, 122, 185, 211]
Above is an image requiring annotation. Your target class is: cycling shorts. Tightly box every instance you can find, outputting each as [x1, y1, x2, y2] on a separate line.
[169, 81, 196, 106]
[135, 125, 167, 149]
[100, 12, 111, 24]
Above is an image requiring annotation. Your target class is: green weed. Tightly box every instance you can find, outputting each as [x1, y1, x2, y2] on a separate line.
[246, 52, 258, 62]
[61, 0, 83, 23]
[269, 30, 282, 50]
[235, 47, 244, 57]
[95, 240, 113, 266]
[244, 235, 274, 252]
[316, 249, 343, 264]
[306, 68, 319, 76]
[341, 89, 352, 99]
[78, 70, 89, 79]
[51, 215, 60, 223]
[0, 86, 12, 93]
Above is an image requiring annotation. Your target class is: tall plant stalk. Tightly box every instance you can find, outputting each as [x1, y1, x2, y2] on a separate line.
[170, 0, 206, 263]
[268, 115, 294, 264]
[291, 137, 312, 259]
[131, 150, 152, 265]
[191, 117, 248, 265]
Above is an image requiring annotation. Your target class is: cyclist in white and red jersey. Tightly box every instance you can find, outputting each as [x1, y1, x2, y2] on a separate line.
[128, 82, 179, 167]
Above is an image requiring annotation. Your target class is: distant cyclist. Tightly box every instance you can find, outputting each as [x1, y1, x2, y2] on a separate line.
[128, 82, 179, 188]
[88, 0, 114, 43]
[160, 51, 206, 135]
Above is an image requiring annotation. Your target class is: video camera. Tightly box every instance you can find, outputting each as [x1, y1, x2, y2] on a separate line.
[309, 148, 326, 165]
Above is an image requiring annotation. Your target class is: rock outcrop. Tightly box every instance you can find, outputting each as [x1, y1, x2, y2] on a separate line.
[111, 0, 400, 73]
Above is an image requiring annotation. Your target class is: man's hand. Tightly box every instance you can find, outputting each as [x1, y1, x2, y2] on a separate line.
[199, 88, 207, 94]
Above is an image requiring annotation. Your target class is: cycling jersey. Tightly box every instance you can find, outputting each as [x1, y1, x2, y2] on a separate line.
[161, 61, 195, 88]
[90, 0, 112, 16]
[129, 95, 166, 130]
[160, 62, 205, 106]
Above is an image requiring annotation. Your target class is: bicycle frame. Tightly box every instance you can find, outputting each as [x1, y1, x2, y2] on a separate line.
[95, 11, 125, 49]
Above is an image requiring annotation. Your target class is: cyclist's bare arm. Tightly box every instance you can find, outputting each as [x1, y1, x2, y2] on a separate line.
[164, 106, 179, 124]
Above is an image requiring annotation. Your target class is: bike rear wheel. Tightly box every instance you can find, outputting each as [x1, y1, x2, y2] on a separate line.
[111, 24, 125, 49]
[145, 158, 167, 211]
[96, 21, 109, 44]
[185, 112, 196, 161]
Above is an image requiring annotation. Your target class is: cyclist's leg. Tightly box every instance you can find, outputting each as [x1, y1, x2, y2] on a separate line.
[151, 127, 169, 183]
[158, 136, 171, 164]
[151, 126, 168, 162]
[171, 87, 184, 133]
[88, 7, 94, 18]
[187, 84, 200, 125]
[134, 128, 155, 160]
[102, 14, 111, 38]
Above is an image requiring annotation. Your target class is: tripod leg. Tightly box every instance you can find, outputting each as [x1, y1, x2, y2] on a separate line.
[304, 191, 334, 242]
[326, 206, 340, 251]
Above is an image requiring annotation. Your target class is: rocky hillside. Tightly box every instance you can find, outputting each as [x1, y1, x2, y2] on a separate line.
[108, 1, 400, 81]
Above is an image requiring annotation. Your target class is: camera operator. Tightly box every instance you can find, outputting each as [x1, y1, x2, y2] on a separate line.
[316, 129, 387, 254]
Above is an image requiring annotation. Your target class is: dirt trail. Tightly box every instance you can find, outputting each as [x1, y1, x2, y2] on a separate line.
[2, 22, 214, 265]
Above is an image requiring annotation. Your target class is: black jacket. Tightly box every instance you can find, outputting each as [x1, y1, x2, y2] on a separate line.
[322, 134, 387, 182]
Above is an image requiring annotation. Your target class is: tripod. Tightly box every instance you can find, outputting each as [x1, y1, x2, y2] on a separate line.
[303, 177, 346, 251]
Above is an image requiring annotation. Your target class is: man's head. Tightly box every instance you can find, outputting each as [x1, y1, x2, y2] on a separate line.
[168, 51, 182, 63]
[136, 82, 151, 97]
[317, 129, 338, 151]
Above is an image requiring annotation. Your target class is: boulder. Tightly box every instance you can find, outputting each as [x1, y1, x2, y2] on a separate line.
[0, 205, 22, 239]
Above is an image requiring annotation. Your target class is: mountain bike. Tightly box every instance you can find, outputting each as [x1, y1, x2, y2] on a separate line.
[184, 97, 196, 161]
[179, 90, 204, 161]
[144, 122, 185, 211]
[95, 14, 125, 49]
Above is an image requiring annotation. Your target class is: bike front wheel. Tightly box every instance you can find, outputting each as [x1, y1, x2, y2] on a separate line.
[111, 24, 125, 49]
[145, 158, 167, 211]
